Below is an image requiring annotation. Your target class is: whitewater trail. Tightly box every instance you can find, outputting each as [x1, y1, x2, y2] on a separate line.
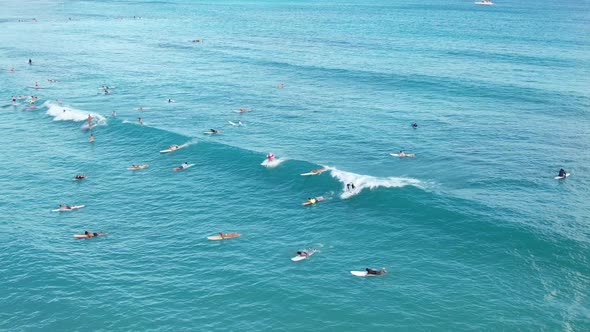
[44, 101, 107, 124]
[326, 166, 424, 199]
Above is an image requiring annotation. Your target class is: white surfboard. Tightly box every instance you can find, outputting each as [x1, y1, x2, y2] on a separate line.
[390, 153, 415, 157]
[160, 144, 187, 153]
[52, 205, 85, 212]
[351, 271, 371, 277]
[291, 249, 317, 262]
[173, 164, 194, 171]
[228, 121, 237, 126]
[207, 234, 240, 241]
[203, 131, 222, 135]
[555, 173, 570, 180]
[300, 169, 327, 176]
[128, 165, 149, 170]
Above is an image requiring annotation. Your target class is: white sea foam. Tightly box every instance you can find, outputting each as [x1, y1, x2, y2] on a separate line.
[261, 157, 286, 168]
[326, 166, 423, 199]
[44, 101, 106, 124]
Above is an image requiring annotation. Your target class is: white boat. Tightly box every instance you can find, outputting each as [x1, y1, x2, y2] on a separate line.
[475, 0, 494, 5]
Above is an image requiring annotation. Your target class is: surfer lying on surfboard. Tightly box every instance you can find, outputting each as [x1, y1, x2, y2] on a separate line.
[366, 267, 387, 275]
[75, 231, 106, 238]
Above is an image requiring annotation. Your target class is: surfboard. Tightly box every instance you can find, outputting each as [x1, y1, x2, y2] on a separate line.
[74, 232, 106, 239]
[128, 165, 149, 170]
[291, 249, 317, 262]
[72, 176, 86, 181]
[207, 233, 241, 241]
[351, 271, 371, 277]
[160, 144, 187, 153]
[203, 131, 222, 135]
[390, 153, 415, 157]
[555, 173, 570, 180]
[52, 205, 85, 212]
[173, 164, 194, 171]
[228, 121, 237, 126]
[80, 124, 96, 130]
[300, 168, 327, 176]
[302, 197, 324, 206]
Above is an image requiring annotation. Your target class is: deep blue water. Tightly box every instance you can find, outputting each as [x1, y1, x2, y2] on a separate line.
[1, 0, 589, 330]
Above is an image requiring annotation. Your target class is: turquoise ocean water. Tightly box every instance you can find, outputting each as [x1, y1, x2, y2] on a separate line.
[1, 0, 589, 330]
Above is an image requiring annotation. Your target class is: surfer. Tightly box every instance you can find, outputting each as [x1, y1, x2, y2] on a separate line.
[11, 96, 16, 104]
[168, 99, 174, 103]
[412, 122, 418, 129]
[87, 114, 93, 126]
[267, 153, 275, 161]
[34, 82, 39, 88]
[296, 251, 309, 257]
[28, 59, 32, 65]
[238, 108, 250, 113]
[74, 173, 86, 180]
[399, 151, 406, 157]
[278, 83, 286, 89]
[366, 267, 387, 275]
[138, 117, 143, 125]
[89, 134, 94, 143]
[180, 162, 189, 169]
[59, 205, 72, 210]
[346, 183, 356, 191]
[169, 145, 180, 150]
[307, 197, 317, 205]
[209, 129, 219, 134]
[84, 231, 100, 237]
[558, 168, 567, 177]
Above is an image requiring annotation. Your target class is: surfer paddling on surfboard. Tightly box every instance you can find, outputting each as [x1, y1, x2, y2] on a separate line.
[267, 153, 275, 161]
[366, 267, 387, 275]
[558, 168, 567, 178]
[76, 231, 105, 238]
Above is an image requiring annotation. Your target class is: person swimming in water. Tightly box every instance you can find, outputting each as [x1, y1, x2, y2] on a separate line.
[28, 59, 32, 65]
[138, 117, 143, 125]
[74, 173, 86, 180]
[412, 122, 418, 128]
[11, 96, 16, 104]
[366, 267, 387, 275]
[84, 231, 100, 237]
[558, 168, 567, 177]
